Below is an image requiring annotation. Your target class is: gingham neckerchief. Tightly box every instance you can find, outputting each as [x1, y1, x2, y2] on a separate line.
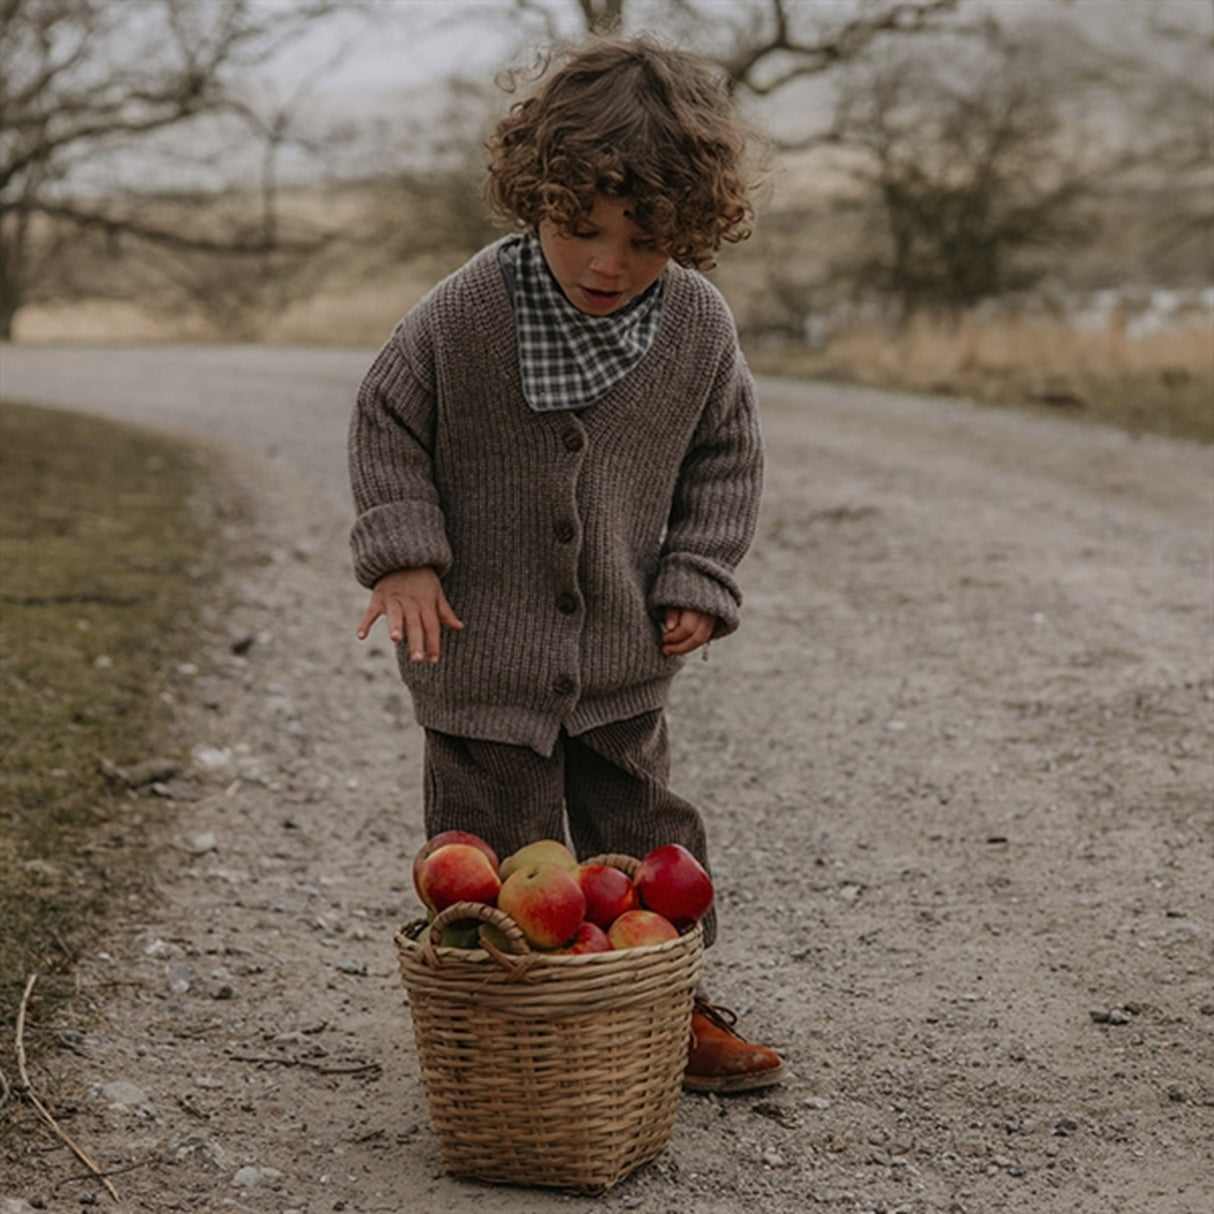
[499, 231, 666, 413]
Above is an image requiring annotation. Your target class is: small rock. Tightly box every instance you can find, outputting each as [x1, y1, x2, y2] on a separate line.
[1, 1199, 40, 1214]
[187, 832, 218, 856]
[168, 962, 195, 995]
[167, 1135, 227, 1167]
[752, 1100, 798, 1127]
[19, 859, 62, 878]
[91, 1080, 153, 1113]
[191, 744, 236, 775]
[143, 937, 183, 958]
[232, 1164, 284, 1188]
[803, 1095, 832, 1110]
[760, 1147, 788, 1168]
[100, 757, 183, 788]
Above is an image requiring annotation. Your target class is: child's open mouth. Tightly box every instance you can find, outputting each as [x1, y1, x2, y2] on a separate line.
[581, 286, 624, 309]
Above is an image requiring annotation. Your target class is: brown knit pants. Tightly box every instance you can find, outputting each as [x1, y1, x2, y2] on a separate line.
[423, 709, 716, 946]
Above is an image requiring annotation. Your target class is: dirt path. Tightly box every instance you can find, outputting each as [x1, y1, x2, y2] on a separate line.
[2, 345, 1211, 1214]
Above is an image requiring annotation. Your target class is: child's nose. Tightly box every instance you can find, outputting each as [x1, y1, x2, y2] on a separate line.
[590, 243, 628, 277]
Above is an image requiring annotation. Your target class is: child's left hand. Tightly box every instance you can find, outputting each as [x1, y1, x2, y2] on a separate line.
[662, 607, 715, 656]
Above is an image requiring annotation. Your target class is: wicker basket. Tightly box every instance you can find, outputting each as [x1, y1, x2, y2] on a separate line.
[394, 853, 704, 1193]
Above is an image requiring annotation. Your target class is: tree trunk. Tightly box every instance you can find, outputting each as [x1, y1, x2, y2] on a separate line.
[0, 228, 21, 342]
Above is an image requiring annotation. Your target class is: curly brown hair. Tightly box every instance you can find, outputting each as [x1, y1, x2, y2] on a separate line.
[485, 38, 756, 270]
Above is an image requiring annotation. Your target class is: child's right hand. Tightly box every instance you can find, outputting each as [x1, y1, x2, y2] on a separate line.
[356, 568, 464, 663]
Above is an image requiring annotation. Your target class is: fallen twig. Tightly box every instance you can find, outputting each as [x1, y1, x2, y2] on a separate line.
[230, 1052, 381, 1076]
[15, 974, 120, 1202]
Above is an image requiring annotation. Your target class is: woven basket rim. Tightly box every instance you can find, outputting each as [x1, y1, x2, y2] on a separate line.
[396, 914, 700, 966]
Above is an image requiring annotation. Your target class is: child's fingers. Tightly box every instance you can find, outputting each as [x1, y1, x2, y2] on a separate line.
[661, 609, 714, 655]
[662, 609, 694, 644]
[356, 598, 383, 641]
[401, 602, 426, 662]
[438, 593, 464, 631]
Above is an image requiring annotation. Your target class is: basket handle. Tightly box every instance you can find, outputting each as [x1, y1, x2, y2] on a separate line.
[422, 901, 545, 979]
[427, 901, 531, 953]
[582, 852, 640, 879]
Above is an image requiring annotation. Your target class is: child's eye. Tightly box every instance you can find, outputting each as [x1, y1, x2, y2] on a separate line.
[571, 229, 597, 240]
[632, 238, 657, 251]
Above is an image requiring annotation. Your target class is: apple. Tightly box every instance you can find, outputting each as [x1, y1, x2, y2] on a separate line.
[607, 909, 679, 950]
[635, 843, 714, 927]
[577, 863, 640, 930]
[551, 921, 613, 955]
[477, 922, 515, 954]
[499, 838, 578, 880]
[418, 843, 502, 914]
[412, 830, 499, 910]
[497, 863, 586, 949]
[437, 923, 481, 949]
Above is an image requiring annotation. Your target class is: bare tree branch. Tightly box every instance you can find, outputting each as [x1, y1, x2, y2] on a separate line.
[0, 0, 353, 335]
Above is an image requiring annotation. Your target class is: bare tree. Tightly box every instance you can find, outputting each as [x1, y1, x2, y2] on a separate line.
[828, 20, 1115, 317]
[1106, 8, 1213, 282]
[0, 0, 349, 338]
[505, 0, 963, 136]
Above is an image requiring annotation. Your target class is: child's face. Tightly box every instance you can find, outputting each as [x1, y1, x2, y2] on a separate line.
[538, 196, 669, 316]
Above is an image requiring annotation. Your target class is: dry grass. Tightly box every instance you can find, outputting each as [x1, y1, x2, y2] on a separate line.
[0, 403, 226, 1039]
[749, 312, 1214, 444]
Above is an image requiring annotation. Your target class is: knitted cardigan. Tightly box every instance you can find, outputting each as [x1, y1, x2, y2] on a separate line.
[348, 239, 763, 755]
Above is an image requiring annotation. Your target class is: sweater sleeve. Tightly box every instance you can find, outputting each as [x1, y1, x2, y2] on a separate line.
[348, 322, 453, 588]
[647, 345, 764, 638]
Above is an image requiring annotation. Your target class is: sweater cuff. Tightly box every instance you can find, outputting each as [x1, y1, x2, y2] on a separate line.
[350, 501, 452, 588]
[648, 553, 743, 639]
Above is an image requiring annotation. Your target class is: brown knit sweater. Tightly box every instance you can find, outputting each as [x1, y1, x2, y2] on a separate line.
[348, 240, 763, 755]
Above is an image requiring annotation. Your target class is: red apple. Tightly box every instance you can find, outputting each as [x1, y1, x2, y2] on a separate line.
[412, 830, 498, 910]
[635, 843, 714, 927]
[497, 863, 586, 950]
[499, 838, 578, 880]
[551, 921, 613, 955]
[577, 863, 640, 930]
[607, 909, 679, 950]
[418, 843, 501, 914]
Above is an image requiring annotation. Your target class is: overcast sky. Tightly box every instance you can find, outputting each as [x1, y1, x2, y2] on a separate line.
[263, 0, 1211, 113]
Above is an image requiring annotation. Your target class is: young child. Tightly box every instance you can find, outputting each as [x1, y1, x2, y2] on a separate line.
[349, 37, 781, 1092]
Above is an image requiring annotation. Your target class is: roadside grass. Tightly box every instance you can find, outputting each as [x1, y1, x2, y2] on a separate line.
[747, 315, 1214, 444]
[0, 401, 222, 1046]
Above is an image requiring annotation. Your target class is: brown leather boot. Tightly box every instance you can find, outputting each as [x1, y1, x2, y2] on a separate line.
[684, 999, 784, 1093]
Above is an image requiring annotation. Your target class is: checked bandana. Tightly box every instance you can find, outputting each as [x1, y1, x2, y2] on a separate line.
[500, 231, 666, 413]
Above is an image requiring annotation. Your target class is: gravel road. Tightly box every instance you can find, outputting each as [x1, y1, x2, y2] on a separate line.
[2, 343, 1211, 1214]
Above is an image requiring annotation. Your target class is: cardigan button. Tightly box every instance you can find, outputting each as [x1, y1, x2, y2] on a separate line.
[562, 428, 585, 452]
[554, 519, 576, 543]
[552, 674, 576, 695]
[556, 591, 579, 615]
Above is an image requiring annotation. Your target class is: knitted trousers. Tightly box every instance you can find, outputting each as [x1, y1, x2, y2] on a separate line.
[423, 709, 716, 946]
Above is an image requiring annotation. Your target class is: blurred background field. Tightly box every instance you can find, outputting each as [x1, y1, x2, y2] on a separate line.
[5, 0, 1211, 440]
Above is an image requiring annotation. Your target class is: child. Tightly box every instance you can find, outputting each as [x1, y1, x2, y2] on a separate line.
[349, 37, 781, 1092]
